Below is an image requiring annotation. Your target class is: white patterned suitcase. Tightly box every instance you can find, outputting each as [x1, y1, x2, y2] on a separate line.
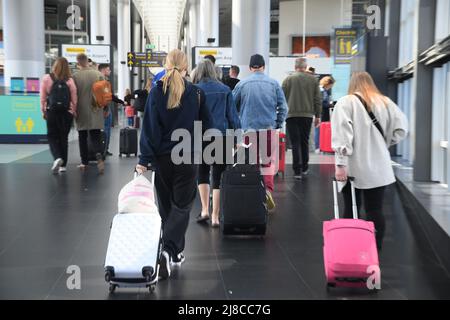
[104, 212, 162, 293]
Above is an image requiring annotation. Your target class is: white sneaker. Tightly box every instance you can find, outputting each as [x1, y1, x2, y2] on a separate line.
[171, 252, 185, 267]
[315, 149, 321, 154]
[58, 167, 67, 173]
[158, 251, 171, 280]
[51, 158, 63, 174]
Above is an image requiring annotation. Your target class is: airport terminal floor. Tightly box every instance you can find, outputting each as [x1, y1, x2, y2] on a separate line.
[0, 128, 449, 300]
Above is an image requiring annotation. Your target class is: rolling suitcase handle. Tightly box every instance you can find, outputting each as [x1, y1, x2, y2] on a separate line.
[134, 165, 156, 184]
[332, 177, 358, 220]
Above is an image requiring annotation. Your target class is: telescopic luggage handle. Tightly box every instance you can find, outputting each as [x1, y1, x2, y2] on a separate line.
[332, 177, 358, 220]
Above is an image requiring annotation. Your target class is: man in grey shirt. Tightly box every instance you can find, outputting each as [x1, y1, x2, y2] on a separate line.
[73, 53, 106, 174]
[282, 58, 322, 180]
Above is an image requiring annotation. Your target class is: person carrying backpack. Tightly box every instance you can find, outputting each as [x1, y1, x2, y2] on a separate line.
[40, 57, 78, 174]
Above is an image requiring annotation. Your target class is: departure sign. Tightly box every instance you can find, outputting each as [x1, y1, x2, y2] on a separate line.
[127, 51, 166, 68]
[334, 28, 357, 64]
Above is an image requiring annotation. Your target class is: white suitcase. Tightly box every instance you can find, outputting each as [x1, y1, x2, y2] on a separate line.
[104, 212, 162, 293]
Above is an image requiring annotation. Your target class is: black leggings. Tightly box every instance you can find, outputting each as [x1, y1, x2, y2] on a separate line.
[198, 137, 232, 190]
[342, 183, 386, 250]
[46, 111, 73, 167]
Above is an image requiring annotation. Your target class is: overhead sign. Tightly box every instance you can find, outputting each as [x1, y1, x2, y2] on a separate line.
[146, 44, 156, 50]
[193, 47, 232, 67]
[61, 44, 111, 64]
[334, 28, 357, 64]
[127, 51, 166, 68]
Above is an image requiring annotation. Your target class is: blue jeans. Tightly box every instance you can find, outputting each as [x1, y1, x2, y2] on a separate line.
[104, 112, 112, 154]
[314, 126, 320, 150]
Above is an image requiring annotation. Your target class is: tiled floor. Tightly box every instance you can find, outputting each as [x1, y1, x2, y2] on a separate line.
[0, 128, 449, 300]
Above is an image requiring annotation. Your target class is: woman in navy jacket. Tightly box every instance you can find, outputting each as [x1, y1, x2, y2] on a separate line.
[136, 49, 212, 280]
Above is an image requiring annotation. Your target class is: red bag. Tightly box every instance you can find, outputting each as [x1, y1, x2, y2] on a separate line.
[319, 121, 333, 153]
[323, 179, 380, 289]
[277, 132, 286, 177]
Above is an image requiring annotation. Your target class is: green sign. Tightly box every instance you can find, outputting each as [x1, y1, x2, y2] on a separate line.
[0, 95, 46, 135]
[127, 51, 166, 68]
[146, 44, 156, 50]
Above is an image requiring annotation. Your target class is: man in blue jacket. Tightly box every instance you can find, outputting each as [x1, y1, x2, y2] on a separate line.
[232, 54, 288, 211]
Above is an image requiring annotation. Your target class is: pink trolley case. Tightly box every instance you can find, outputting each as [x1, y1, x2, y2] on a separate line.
[323, 178, 380, 289]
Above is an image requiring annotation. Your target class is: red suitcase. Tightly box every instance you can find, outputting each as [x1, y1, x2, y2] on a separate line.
[278, 132, 286, 178]
[323, 178, 380, 290]
[319, 122, 333, 153]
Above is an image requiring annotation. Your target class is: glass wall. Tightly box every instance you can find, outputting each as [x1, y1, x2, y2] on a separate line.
[431, 0, 450, 184]
[44, 0, 89, 73]
[397, 0, 418, 166]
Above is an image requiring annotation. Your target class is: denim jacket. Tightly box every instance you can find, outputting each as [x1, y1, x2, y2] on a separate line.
[232, 72, 288, 131]
[196, 79, 241, 134]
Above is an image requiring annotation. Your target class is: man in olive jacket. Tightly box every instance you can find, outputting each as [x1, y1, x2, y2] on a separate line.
[282, 58, 322, 179]
[73, 53, 106, 174]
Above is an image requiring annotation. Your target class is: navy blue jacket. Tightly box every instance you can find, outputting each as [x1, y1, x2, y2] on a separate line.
[196, 79, 241, 134]
[139, 80, 212, 166]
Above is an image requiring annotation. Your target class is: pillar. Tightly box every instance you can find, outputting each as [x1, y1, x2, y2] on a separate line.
[90, 0, 111, 45]
[2, 0, 45, 88]
[232, 0, 271, 78]
[199, 0, 219, 46]
[117, 0, 131, 98]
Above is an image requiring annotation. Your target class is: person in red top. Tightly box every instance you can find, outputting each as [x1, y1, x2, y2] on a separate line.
[40, 57, 78, 174]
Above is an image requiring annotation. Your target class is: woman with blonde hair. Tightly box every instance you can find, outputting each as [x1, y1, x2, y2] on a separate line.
[40, 57, 78, 174]
[332, 71, 408, 250]
[136, 49, 212, 279]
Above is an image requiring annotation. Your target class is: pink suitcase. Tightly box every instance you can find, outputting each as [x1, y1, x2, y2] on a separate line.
[323, 178, 380, 289]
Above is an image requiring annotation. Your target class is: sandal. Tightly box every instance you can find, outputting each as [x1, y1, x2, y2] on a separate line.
[196, 214, 210, 224]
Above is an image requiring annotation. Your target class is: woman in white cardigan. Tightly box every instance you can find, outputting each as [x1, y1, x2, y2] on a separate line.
[331, 72, 408, 250]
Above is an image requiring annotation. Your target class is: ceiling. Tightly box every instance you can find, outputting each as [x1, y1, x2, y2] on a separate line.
[133, 0, 186, 52]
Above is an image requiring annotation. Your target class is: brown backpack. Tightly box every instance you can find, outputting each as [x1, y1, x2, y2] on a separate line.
[92, 80, 113, 108]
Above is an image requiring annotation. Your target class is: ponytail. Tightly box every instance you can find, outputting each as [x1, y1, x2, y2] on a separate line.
[162, 50, 188, 109]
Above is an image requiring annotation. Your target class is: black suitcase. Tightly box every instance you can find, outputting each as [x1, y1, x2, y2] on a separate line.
[220, 164, 267, 235]
[119, 127, 138, 157]
[88, 131, 106, 162]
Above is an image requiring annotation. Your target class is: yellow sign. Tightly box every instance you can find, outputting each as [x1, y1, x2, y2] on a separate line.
[66, 47, 86, 53]
[199, 50, 218, 55]
[15, 117, 35, 133]
[334, 28, 357, 64]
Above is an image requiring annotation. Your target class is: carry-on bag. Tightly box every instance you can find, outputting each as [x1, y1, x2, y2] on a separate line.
[104, 170, 162, 293]
[323, 178, 380, 289]
[119, 127, 138, 157]
[220, 145, 267, 235]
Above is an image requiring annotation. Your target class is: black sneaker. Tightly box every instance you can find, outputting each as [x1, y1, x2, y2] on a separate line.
[106, 151, 113, 156]
[159, 250, 171, 280]
[171, 252, 185, 267]
[294, 173, 303, 180]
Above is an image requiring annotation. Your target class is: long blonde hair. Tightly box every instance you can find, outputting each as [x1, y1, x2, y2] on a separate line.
[348, 72, 388, 110]
[162, 49, 188, 109]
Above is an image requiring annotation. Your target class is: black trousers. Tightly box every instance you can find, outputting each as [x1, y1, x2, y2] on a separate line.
[78, 129, 103, 165]
[154, 154, 198, 259]
[286, 117, 313, 174]
[46, 111, 73, 167]
[342, 183, 386, 250]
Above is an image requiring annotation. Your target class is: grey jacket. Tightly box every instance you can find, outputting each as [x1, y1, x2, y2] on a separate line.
[73, 68, 105, 131]
[282, 71, 322, 119]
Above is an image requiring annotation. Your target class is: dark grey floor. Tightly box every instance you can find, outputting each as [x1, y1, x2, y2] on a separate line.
[1, 131, 450, 300]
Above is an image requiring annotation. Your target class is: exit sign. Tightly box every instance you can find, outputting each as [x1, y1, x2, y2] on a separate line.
[146, 44, 156, 50]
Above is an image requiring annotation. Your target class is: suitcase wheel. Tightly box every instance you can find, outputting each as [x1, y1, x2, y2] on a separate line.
[326, 282, 336, 292]
[109, 284, 117, 294]
[148, 284, 156, 293]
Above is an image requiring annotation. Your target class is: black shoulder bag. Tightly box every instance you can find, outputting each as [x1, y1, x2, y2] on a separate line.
[354, 94, 384, 138]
